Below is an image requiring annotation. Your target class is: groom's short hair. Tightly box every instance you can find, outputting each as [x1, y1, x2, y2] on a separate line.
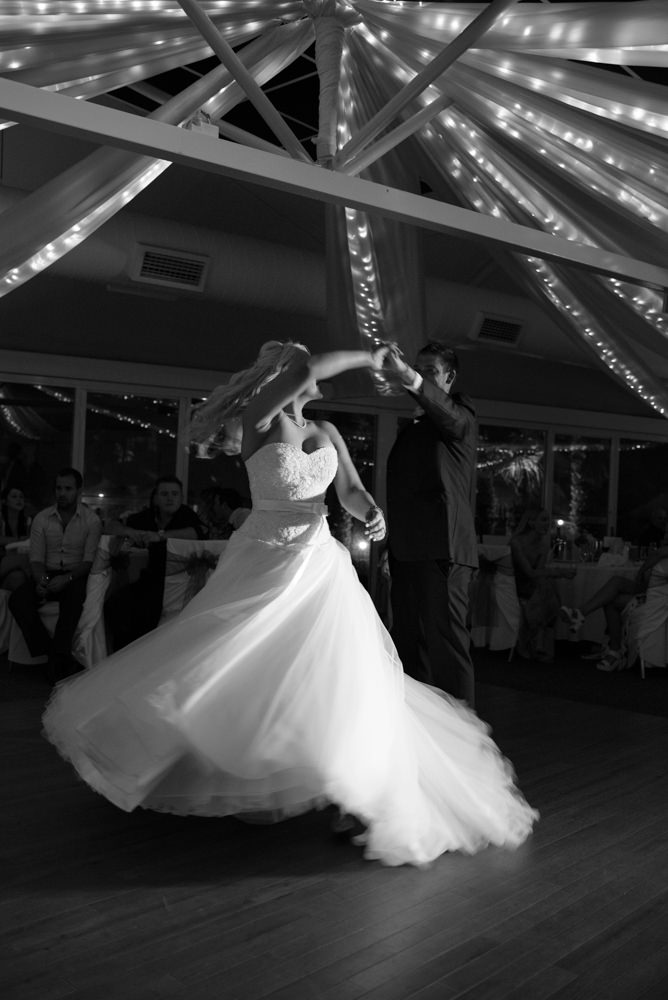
[418, 341, 459, 375]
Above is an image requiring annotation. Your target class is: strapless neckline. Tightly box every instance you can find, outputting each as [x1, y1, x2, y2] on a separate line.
[246, 441, 336, 462]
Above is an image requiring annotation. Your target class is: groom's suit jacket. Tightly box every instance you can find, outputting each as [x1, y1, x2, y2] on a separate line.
[386, 380, 478, 567]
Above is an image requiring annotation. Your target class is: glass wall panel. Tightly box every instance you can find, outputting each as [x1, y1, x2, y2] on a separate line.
[83, 392, 178, 526]
[552, 434, 610, 542]
[476, 425, 546, 538]
[617, 438, 668, 548]
[0, 382, 74, 516]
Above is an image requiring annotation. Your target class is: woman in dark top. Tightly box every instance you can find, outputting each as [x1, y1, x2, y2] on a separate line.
[0, 486, 31, 590]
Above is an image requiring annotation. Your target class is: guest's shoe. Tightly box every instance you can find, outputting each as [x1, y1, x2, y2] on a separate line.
[596, 649, 624, 672]
[581, 643, 609, 661]
[559, 606, 585, 635]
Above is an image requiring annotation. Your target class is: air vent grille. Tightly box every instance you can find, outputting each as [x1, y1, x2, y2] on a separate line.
[473, 314, 523, 345]
[133, 246, 209, 291]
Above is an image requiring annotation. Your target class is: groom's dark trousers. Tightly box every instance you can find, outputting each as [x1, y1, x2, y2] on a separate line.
[386, 380, 478, 706]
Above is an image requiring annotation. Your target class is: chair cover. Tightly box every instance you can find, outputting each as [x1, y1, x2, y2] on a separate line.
[625, 558, 668, 672]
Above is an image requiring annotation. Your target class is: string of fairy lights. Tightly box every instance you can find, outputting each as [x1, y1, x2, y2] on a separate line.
[0, 160, 170, 296]
[343, 12, 668, 415]
[35, 386, 177, 437]
[0, 2, 667, 414]
[335, 46, 398, 396]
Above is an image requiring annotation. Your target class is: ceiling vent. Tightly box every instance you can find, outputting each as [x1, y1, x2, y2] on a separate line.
[469, 312, 523, 346]
[131, 245, 210, 291]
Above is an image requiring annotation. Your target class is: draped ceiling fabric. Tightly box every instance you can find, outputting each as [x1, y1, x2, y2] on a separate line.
[0, 2, 667, 413]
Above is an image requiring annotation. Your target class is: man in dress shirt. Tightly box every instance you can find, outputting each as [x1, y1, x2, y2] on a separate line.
[9, 467, 101, 681]
[385, 342, 478, 705]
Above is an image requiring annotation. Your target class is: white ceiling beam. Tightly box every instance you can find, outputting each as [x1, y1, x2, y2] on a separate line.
[1, 78, 667, 294]
[335, 0, 520, 169]
[176, 0, 312, 163]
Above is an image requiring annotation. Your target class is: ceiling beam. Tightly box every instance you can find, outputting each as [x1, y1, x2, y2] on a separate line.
[176, 0, 312, 164]
[1, 77, 667, 294]
[335, 0, 520, 169]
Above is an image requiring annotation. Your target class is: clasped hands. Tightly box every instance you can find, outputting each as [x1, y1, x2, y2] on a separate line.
[369, 341, 413, 384]
[120, 526, 163, 547]
[36, 574, 71, 600]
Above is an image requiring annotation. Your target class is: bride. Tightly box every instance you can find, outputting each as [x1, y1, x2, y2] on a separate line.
[43, 341, 537, 868]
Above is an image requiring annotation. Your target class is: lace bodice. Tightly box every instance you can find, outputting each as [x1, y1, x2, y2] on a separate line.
[238, 441, 338, 544]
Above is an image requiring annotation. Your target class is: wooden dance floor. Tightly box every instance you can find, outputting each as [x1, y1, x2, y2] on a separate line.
[2, 663, 668, 1000]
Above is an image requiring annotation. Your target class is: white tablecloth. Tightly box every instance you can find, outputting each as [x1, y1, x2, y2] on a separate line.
[471, 544, 519, 651]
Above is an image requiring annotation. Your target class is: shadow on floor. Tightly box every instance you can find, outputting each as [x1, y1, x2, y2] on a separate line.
[473, 640, 668, 717]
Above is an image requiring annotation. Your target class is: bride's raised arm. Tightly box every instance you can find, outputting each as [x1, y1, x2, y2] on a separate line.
[190, 341, 391, 461]
[244, 346, 389, 433]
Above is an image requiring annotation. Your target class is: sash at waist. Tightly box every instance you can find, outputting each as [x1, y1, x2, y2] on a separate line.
[253, 499, 328, 516]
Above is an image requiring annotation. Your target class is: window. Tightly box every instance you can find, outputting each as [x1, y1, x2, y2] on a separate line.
[552, 433, 610, 540]
[617, 438, 668, 546]
[83, 392, 178, 525]
[476, 425, 545, 537]
[0, 382, 74, 516]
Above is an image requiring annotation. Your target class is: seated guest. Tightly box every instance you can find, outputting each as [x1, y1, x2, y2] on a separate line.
[199, 486, 250, 540]
[108, 475, 207, 546]
[104, 476, 207, 652]
[510, 507, 576, 663]
[561, 534, 668, 672]
[0, 485, 32, 590]
[8, 468, 101, 681]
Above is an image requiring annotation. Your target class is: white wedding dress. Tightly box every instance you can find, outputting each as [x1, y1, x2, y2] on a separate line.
[43, 441, 537, 867]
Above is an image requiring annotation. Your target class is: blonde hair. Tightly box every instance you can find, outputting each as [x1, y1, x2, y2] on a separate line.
[188, 340, 309, 446]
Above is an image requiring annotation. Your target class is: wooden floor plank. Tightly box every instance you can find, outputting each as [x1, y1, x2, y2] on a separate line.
[2, 664, 668, 999]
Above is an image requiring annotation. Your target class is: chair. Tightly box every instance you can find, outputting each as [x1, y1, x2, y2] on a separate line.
[470, 552, 521, 654]
[8, 539, 115, 669]
[0, 589, 15, 655]
[625, 559, 668, 679]
[160, 538, 227, 621]
[7, 537, 229, 669]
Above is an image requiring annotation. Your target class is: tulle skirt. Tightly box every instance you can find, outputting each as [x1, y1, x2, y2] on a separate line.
[43, 522, 537, 867]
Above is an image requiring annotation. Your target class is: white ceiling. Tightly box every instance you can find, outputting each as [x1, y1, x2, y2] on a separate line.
[2, 118, 662, 421]
[1, 0, 667, 425]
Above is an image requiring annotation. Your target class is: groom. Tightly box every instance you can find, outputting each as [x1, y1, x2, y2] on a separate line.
[385, 341, 478, 705]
